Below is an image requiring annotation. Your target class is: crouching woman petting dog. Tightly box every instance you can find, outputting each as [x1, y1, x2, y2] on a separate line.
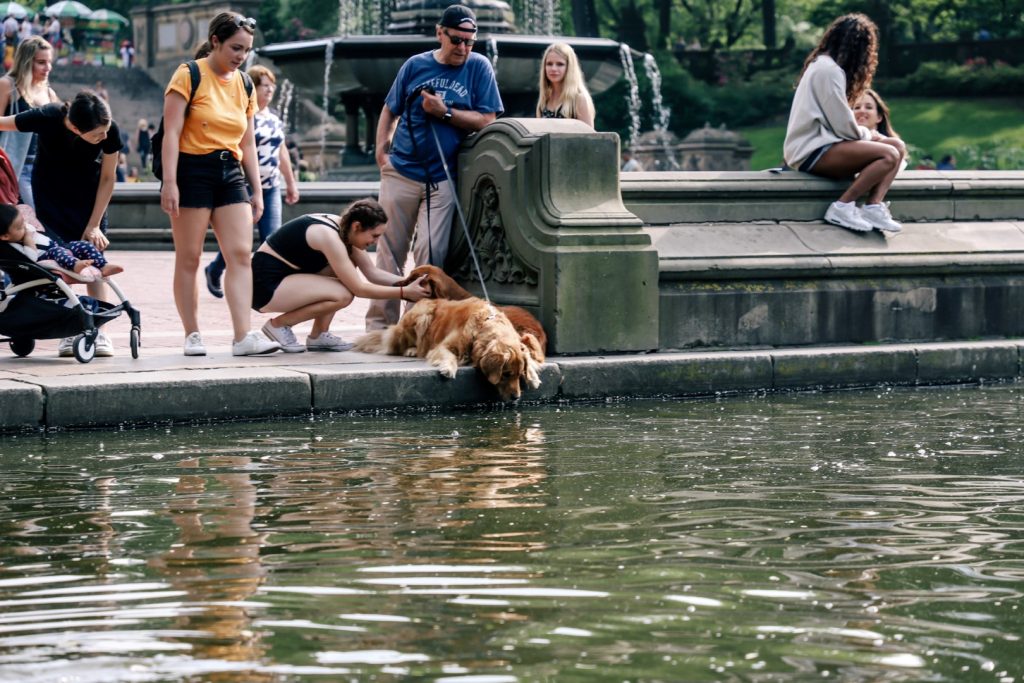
[252, 198, 431, 352]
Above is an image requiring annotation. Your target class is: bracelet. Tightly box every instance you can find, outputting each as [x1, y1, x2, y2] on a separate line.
[399, 285, 404, 301]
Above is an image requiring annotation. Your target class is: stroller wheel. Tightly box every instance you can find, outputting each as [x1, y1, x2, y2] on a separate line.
[73, 334, 96, 363]
[9, 338, 35, 357]
[130, 327, 140, 359]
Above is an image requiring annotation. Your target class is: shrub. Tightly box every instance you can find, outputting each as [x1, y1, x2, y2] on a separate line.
[952, 140, 1024, 170]
[881, 60, 1024, 96]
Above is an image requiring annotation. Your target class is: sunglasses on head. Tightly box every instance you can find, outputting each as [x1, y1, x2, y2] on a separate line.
[232, 16, 257, 31]
[443, 31, 475, 47]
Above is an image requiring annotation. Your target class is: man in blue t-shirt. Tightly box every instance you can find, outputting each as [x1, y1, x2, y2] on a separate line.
[366, 4, 503, 330]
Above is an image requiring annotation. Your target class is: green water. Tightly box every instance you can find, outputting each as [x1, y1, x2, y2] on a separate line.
[1, 385, 1022, 682]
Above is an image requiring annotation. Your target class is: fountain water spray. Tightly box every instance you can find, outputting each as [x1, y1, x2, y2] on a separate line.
[486, 37, 499, 74]
[619, 44, 641, 150]
[278, 78, 295, 134]
[319, 41, 335, 175]
[642, 53, 679, 170]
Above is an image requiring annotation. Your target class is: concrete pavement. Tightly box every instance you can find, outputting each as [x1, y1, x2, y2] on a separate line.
[1, 249, 1023, 431]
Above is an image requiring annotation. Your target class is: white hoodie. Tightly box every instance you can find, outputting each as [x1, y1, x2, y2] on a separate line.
[783, 55, 872, 169]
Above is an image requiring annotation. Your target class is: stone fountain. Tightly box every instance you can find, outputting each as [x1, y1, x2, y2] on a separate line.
[258, 0, 628, 171]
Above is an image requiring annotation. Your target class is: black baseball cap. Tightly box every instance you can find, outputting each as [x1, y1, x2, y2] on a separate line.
[439, 4, 477, 31]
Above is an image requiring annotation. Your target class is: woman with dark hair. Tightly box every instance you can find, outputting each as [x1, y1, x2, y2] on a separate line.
[160, 12, 277, 357]
[0, 88, 122, 356]
[783, 13, 906, 233]
[252, 198, 430, 353]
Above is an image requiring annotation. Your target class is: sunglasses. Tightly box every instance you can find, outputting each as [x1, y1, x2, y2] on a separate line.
[232, 16, 257, 31]
[443, 31, 476, 47]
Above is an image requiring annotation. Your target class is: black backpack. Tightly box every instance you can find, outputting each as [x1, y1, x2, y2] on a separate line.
[151, 61, 254, 181]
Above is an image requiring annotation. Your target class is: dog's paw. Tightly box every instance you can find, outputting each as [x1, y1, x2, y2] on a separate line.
[525, 368, 542, 389]
[403, 348, 418, 357]
[434, 359, 458, 379]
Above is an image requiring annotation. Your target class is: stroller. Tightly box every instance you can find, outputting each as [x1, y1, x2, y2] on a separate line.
[0, 256, 142, 362]
[0, 149, 141, 363]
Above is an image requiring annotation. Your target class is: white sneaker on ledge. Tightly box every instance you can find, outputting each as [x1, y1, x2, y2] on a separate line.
[232, 331, 280, 356]
[307, 331, 354, 352]
[861, 202, 903, 232]
[824, 201, 872, 232]
[183, 332, 206, 356]
[261, 320, 305, 353]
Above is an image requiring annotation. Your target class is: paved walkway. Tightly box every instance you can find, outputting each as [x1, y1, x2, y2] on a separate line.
[31, 249, 374, 356]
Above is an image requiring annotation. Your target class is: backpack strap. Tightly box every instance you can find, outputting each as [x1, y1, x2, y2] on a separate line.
[184, 60, 200, 117]
[240, 70, 254, 98]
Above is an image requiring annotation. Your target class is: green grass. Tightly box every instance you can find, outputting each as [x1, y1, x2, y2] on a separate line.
[739, 97, 1024, 170]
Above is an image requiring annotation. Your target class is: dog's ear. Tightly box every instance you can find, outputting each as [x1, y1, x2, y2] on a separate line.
[480, 347, 512, 386]
[520, 333, 544, 363]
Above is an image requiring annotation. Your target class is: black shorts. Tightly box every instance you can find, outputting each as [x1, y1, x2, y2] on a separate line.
[173, 151, 250, 210]
[251, 251, 297, 311]
[799, 143, 834, 173]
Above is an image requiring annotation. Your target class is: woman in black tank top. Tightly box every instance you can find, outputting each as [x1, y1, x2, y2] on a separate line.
[251, 198, 430, 352]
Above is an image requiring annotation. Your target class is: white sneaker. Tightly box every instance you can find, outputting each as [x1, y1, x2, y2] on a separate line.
[184, 332, 206, 356]
[261, 320, 305, 353]
[861, 202, 903, 233]
[307, 331, 354, 352]
[57, 336, 74, 357]
[95, 332, 114, 357]
[232, 331, 281, 356]
[824, 201, 872, 232]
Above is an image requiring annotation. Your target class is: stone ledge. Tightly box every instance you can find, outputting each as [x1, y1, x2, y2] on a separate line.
[916, 342, 1019, 383]
[306, 361, 561, 411]
[0, 379, 44, 429]
[622, 170, 1024, 225]
[2, 342, 1022, 432]
[771, 346, 919, 389]
[36, 368, 312, 428]
[556, 351, 774, 398]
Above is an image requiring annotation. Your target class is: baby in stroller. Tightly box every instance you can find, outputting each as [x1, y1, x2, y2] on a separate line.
[0, 203, 141, 363]
[0, 204, 124, 280]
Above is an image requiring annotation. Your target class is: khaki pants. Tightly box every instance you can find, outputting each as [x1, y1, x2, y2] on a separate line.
[365, 164, 456, 330]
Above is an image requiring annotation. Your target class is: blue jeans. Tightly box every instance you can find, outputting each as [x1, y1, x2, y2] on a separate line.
[19, 158, 34, 209]
[208, 185, 282, 279]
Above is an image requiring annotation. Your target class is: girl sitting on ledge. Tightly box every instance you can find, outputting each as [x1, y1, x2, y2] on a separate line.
[783, 13, 906, 234]
[252, 198, 430, 353]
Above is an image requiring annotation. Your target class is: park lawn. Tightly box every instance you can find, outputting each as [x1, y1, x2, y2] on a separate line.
[739, 97, 1024, 170]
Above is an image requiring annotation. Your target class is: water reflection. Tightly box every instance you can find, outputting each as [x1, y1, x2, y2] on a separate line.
[0, 386, 1022, 681]
[147, 456, 269, 682]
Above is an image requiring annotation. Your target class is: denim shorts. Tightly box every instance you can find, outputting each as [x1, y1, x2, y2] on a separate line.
[174, 151, 250, 210]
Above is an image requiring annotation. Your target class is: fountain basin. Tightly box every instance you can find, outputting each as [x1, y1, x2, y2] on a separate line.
[258, 34, 627, 116]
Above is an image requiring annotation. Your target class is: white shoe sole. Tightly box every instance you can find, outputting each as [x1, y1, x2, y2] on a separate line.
[307, 344, 354, 352]
[184, 348, 207, 356]
[825, 214, 872, 232]
[232, 346, 280, 356]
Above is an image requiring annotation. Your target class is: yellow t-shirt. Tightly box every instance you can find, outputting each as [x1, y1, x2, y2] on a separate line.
[164, 58, 257, 161]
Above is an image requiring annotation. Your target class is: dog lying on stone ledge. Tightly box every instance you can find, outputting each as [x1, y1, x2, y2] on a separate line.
[393, 265, 547, 365]
[353, 297, 541, 402]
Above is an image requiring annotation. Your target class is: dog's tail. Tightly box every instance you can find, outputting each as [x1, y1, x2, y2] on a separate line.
[352, 329, 389, 353]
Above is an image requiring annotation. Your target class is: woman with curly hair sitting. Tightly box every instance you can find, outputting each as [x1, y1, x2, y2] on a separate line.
[783, 13, 906, 233]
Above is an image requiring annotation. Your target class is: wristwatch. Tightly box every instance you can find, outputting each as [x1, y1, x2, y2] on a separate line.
[442, 105, 453, 122]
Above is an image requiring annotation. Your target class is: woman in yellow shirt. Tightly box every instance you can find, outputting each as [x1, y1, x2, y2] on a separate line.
[159, 12, 278, 357]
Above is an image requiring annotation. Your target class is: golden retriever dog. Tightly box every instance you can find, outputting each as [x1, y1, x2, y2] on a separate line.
[354, 297, 541, 402]
[394, 265, 547, 363]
